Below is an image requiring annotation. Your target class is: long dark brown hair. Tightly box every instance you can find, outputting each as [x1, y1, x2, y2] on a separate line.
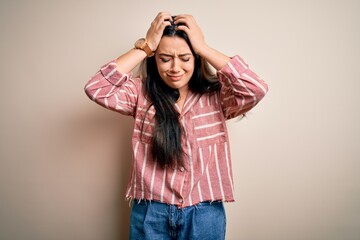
[141, 21, 220, 168]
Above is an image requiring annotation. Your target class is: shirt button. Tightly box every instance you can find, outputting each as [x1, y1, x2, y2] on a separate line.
[179, 198, 183, 204]
[179, 167, 185, 172]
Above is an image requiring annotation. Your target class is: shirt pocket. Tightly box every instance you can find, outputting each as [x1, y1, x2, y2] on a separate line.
[191, 105, 227, 147]
[133, 108, 155, 145]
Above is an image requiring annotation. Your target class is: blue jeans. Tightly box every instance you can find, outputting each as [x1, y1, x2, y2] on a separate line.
[129, 199, 226, 240]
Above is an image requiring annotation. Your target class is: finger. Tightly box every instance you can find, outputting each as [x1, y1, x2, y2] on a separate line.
[174, 14, 194, 22]
[151, 13, 172, 31]
[175, 25, 190, 34]
[152, 12, 171, 26]
[161, 20, 172, 29]
[159, 15, 172, 26]
[156, 12, 171, 18]
[159, 14, 173, 28]
[174, 14, 192, 19]
[174, 16, 194, 28]
[157, 12, 172, 22]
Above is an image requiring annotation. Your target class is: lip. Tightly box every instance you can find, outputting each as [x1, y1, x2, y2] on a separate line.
[167, 75, 183, 81]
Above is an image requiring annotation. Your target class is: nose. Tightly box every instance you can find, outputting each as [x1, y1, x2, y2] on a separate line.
[170, 58, 180, 72]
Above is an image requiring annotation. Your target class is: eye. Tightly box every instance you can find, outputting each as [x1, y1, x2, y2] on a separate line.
[160, 58, 170, 63]
[181, 58, 190, 62]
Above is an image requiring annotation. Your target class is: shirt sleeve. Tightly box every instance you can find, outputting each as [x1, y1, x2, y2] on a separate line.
[84, 60, 140, 116]
[217, 55, 269, 119]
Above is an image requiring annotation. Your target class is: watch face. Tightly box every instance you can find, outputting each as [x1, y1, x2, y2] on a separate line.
[135, 38, 145, 49]
[134, 38, 154, 57]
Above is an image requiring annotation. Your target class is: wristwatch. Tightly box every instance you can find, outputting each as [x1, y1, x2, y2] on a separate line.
[134, 38, 155, 57]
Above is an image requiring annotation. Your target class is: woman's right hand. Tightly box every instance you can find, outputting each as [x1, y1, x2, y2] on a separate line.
[145, 12, 173, 51]
[115, 12, 172, 73]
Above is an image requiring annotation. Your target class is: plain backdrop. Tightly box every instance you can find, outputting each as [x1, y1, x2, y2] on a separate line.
[0, 0, 359, 239]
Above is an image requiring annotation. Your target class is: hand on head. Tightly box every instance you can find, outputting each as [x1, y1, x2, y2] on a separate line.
[145, 12, 172, 52]
[145, 12, 207, 55]
[173, 14, 206, 55]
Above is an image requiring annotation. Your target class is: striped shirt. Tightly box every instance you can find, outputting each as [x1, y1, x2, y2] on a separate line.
[84, 55, 268, 207]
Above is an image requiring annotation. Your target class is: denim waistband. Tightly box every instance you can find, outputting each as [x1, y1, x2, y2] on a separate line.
[133, 198, 223, 207]
[130, 198, 226, 239]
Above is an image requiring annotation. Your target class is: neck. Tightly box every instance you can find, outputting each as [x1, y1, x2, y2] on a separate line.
[176, 88, 188, 111]
[178, 87, 189, 100]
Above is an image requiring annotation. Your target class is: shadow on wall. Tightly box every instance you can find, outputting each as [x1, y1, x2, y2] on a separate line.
[62, 106, 135, 239]
[19, 105, 135, 240]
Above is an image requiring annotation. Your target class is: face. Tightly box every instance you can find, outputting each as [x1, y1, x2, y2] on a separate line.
[155, 36, 195, 96]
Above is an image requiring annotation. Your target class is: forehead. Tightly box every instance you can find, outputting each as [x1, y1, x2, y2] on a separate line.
[157, 36, 192, 54]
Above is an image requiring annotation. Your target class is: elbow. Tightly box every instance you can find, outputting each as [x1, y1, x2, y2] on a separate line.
[253, 83, 269, 103]
[84, 74, 101, 101]
[84, 86, 92, 100]
[254, 82, 269, 102]
[84, 80, 98, 101]
[262, 82, 269, 98]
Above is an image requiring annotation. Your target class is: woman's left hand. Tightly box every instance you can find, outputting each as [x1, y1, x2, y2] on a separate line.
[174, 14, 208, 55]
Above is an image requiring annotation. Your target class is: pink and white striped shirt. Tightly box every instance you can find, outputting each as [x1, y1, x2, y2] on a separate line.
[85, 55, 268, 207]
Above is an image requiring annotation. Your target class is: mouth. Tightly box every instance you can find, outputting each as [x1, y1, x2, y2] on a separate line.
[167, 75, 183, 81]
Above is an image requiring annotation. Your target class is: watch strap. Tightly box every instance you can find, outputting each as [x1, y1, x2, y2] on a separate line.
[141, 41, 154, 57]
[135, 38, 155, 57]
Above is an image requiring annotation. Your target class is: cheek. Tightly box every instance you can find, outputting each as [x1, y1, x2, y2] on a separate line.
[184, 62, 195, 73]
[156, 62, 169, 71]
[156, 63, 168, 76]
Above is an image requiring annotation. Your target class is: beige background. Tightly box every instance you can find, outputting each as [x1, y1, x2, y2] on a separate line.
[1, 0, 359, 239]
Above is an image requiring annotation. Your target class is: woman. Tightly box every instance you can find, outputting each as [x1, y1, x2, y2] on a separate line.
[85, 12, 268, 240]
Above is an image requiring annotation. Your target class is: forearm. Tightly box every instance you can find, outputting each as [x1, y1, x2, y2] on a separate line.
[218, 55, 268, 119]
[197, 44, 230, 71]
[84, 60, 138, 116]
[115, 48, 147, 73]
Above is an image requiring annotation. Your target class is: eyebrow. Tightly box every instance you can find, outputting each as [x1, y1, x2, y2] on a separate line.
[158, 53, 192, 57]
